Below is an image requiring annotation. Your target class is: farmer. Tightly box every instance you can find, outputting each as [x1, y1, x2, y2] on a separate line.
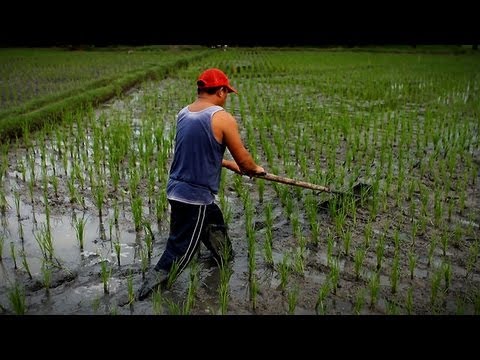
[137, 68, 265, 300]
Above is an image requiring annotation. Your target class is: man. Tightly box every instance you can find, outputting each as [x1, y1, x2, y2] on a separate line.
[137, 68, 265, 300]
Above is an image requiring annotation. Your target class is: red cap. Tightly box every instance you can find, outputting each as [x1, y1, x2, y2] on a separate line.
[197, 68, 238, 94]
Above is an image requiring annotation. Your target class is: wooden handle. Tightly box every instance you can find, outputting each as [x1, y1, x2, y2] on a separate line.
[254, 173, 332, 193]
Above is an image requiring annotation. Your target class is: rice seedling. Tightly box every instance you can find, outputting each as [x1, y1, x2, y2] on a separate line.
[98, 220, 106, 242]
[156, 189, 169, 225]
[278, 253, 290, 293]
[386, 300, 399, 315]
[419, 184, 429, 217]
[315, 281, 330, 315]
[221, 198, 232, 226]
[447, 198, 455, 222]
[72, 215, 87, 252]
[354, 287, 366, 315]
[257, 178, 265, 203]
[61, 150, 68, 179]
[263, 226, 274, 268]
[0, 189, 7, 217]
[291, 212, 301, 240]
[41, 260, 52, 296]
[321, 228, 333, 262]
[18, 158, 27, 182]
[67, 175, 77, 204]
[390, 252, 400, 294]
[184, 260, 200, 315]
[440, 232, 448, 257]
[349, 194, 358, 225]
[284, 195, 294, 219]
[164, 298, 182, 315]
[10, 242, 17, 270]
[20, 250, 32, 279]
[51, 174, 59, 198]
[93, 182, 106, 220]
[287, 286, 299, 315]
[452, 223, 463, 249]
[166, 261, 181, 290]
[152, 287, 163, 315]
[369, 271, 380, 308]
[1, 145, 11, 171]
[354, 246, 366, 280]
[8, 282, 26, 315]
[127, 270, 135, 305]
[292, 245, 305, 276]
[329, 257, 340, 295]
[131, 196, 143, 232]
[108, 219, 114, 243]
[73, 162, 84, 193]
[140, 246, 149, 280]
[218, 257, 233, 315]
[333, 207, 347, 237]
[100, 259, 111, 294]
[143, 221, 154, 260]
[410, 221, 419, 247]
[111, 168, 121, 196]
[408, 197, 416, 223]
[390, 228, 400, 253]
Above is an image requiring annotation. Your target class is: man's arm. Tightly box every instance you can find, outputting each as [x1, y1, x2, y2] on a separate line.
[213, 111, 265, 176]
[222, 159, 241, 174]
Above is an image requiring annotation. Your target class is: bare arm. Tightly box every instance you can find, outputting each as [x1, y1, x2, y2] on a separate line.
[213, 111, 265, 176]
[222, 159, 241, 174]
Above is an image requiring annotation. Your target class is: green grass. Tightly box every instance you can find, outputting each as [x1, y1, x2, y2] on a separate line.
[0, 48, 209, 141]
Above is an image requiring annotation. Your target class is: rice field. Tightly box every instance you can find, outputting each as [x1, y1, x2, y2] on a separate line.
[0, 47, 479, 315]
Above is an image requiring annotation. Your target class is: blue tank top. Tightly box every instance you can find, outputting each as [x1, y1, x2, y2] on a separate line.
[166, 105, 226, 205]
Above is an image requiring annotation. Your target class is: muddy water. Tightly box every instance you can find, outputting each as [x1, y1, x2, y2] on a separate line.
[1, 79, 479, 315]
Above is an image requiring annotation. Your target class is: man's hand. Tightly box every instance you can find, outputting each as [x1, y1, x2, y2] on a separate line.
[250, 166, 266, 177]
[242, 165, 266, 178]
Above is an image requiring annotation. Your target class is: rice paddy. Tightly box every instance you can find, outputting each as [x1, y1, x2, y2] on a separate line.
[0, 46, 478, 314]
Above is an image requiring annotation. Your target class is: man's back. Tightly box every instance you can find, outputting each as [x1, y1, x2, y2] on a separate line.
[166, 105, 226, 205]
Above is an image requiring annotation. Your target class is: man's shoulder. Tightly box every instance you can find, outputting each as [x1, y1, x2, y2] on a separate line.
[213, 109, 235, 121]
[213, 110, 237, 130]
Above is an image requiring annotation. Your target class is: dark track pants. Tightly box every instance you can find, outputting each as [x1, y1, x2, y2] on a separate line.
[154, 199, 232, 274]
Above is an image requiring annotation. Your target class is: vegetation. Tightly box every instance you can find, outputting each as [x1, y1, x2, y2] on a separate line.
[0, 46, 478, 314]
